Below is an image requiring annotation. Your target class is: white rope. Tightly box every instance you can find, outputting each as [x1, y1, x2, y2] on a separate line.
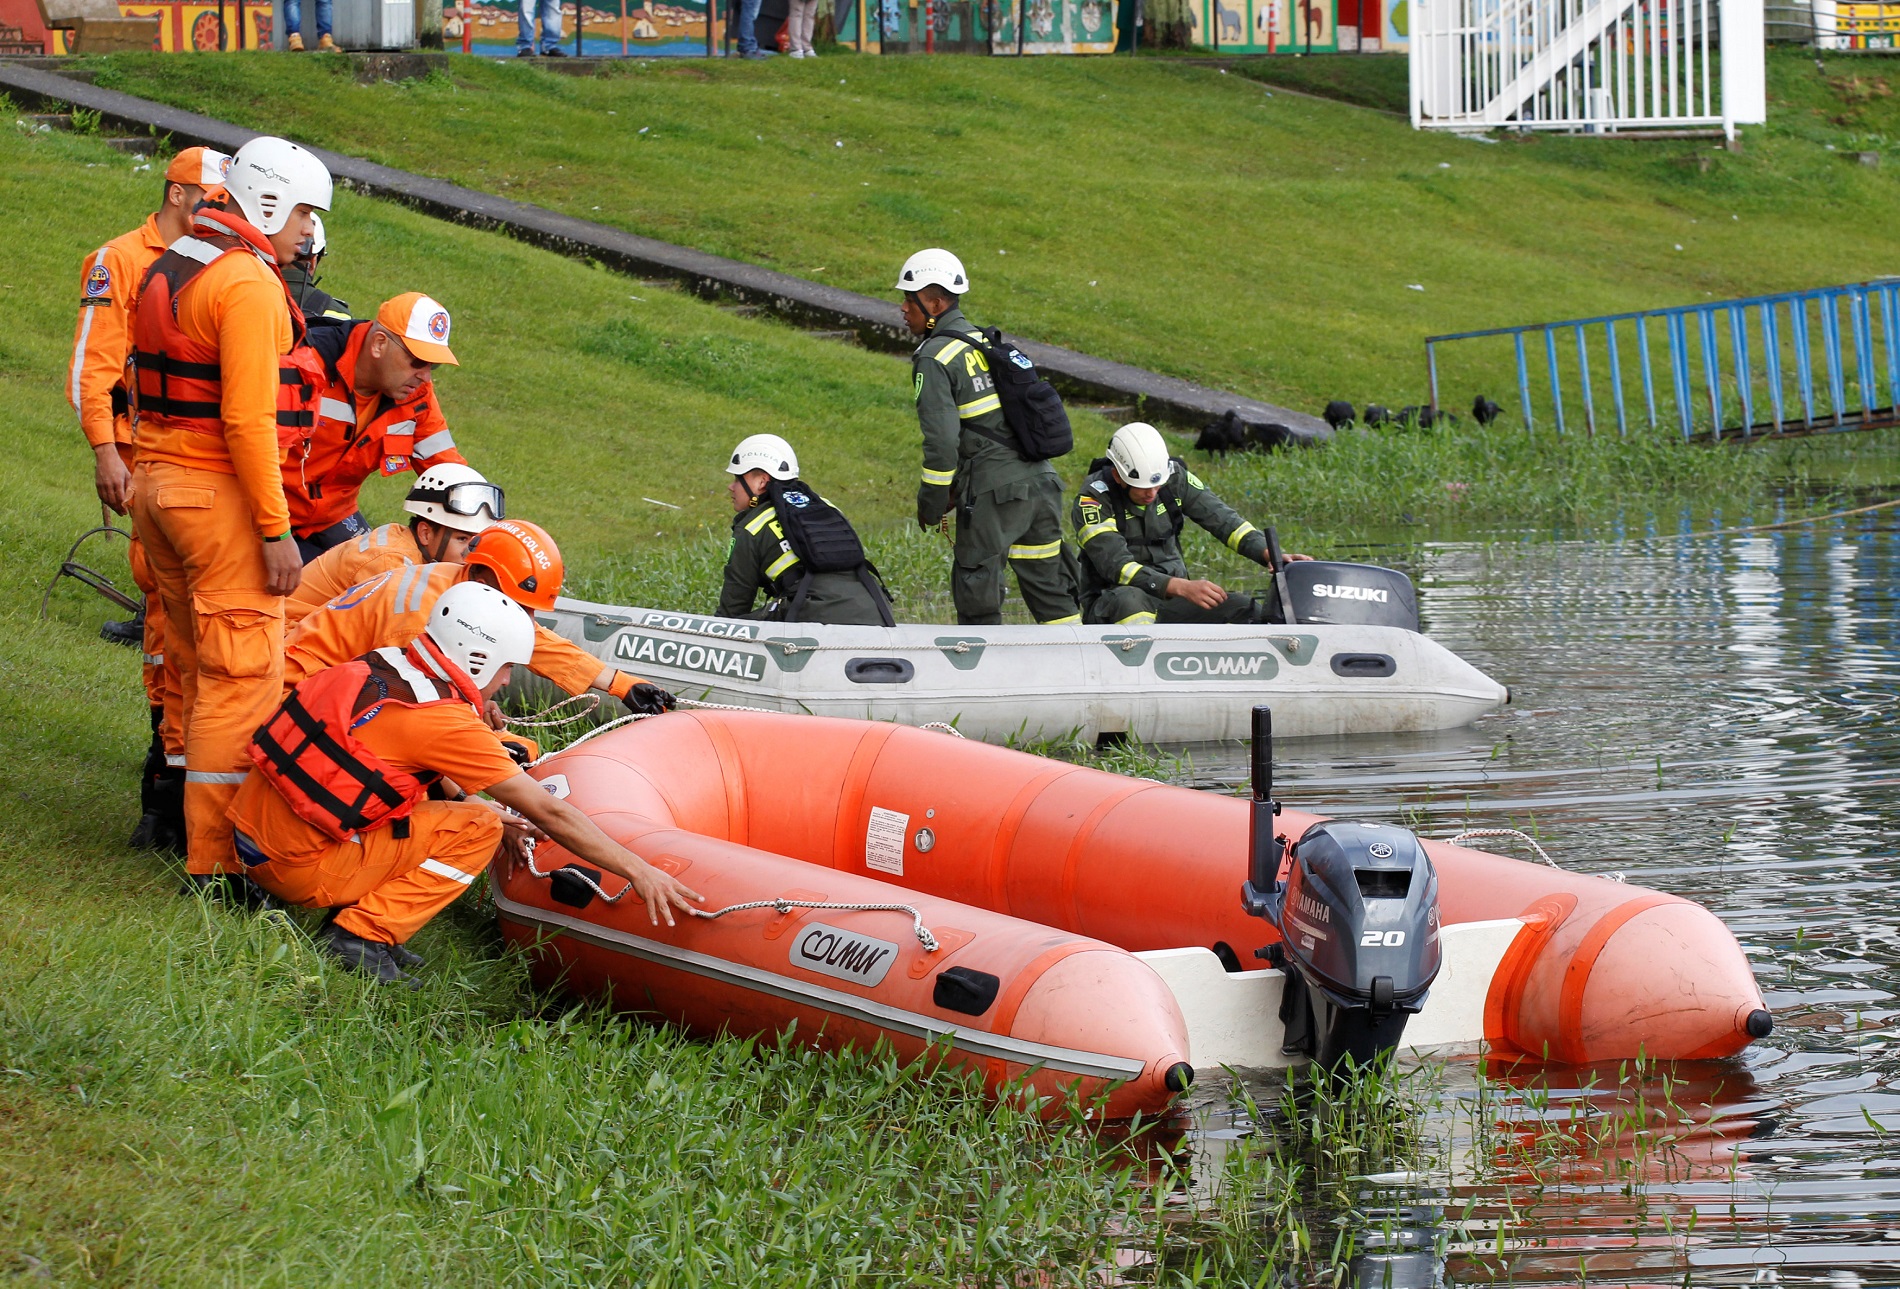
[919, 722, 964, 738]
[1444, 828, 1560, 868]
[518, 842, 941, 952]
[504, 693, 603, 729]
[578, 614, 1308, 656]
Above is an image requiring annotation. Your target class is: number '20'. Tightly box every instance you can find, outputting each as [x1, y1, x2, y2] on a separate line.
[1361, 930, 1406, 947]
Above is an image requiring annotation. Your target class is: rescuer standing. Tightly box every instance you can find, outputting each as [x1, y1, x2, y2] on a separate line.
[128, 135, 331, 895]
[897, 248, 1079, 627]
[230, 581, 704, 984]
[68, 146, 230, 854]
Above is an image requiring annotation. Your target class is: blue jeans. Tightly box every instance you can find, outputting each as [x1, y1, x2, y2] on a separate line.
[518, 0, 563, 51]
[734, 0, 761, 52]
[284, 0, 332, 37]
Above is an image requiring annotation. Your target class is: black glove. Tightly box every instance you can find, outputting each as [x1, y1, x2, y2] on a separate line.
[623, 683, 677, 716]
[917, 481, 951, 530]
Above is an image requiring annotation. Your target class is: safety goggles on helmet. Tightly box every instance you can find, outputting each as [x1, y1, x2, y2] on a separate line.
[413, 481, 505, 521]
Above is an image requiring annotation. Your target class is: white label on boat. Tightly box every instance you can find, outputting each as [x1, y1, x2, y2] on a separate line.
[1153, 650, 1279, 681]
[865, 806, 909, 876]
[612, 631, 768, 681]
[636, 611, 761, 640]
[791, 922, 900, 987]
[539, 774, 570, 800]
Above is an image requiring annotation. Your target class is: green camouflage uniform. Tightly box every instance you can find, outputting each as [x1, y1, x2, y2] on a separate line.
[718, 500, 891, 626]
[912, 305, 1079, 626]
[1070, 458, 1271, 625]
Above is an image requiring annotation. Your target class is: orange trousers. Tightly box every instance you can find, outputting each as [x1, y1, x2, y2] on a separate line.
[131, 460, 285, 876]
[241, 800, 503, 945]
[125, 519, 184, 762]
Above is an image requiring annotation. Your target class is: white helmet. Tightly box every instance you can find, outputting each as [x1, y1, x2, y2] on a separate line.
[894, 248, 969, 296]
[727, 433, 798, 481]
[404, 464, 503, 534]
[307, 212, 327, 257]
[1106, 422, 1172, 489]
[225, 137, 332, 236]
[424, 581, 535, 690]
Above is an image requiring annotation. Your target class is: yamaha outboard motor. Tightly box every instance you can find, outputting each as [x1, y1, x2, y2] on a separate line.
[1240, 706, 1442, 1068]
[1261, 528, 1420, 632]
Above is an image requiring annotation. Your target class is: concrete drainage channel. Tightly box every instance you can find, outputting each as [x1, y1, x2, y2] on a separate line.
[0, 58, 1329, 446]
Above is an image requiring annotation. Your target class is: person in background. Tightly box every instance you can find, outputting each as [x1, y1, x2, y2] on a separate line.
[289, 292, 467, 564]
[517, 0, 568, 55]
[719, 435, 893, 626]
[283, 0, 335, 51]
[231, 581, 704, 985]
[1070, 422, 1309, 626]
[731, 0, 772, 58]
[784, 0, 818, 56]
[68, 145, 230, 854]
[281, 214, 351, 324]
[287, 464, 501, 625]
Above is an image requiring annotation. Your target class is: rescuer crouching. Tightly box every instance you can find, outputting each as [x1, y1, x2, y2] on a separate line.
[228, 582, 705, 985]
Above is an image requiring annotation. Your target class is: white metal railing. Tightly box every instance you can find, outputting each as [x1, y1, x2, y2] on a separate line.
[1412, 0, 1766, 135]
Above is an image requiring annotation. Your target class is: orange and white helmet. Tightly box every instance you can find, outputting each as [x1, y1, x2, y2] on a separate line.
[464, 519, 563, 611]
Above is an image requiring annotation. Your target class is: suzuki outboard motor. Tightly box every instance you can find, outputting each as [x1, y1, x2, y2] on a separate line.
[1240, 706, 1442, 1068]
[1260, 528, 1420, 632]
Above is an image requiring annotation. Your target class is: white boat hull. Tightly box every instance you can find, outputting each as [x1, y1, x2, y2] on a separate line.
[539, 598, 1510, 742]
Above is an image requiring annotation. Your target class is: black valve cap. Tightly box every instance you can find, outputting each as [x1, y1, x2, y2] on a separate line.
[1164, 1061, 1195, 1093]
[1745, 1008, 1774, 1039]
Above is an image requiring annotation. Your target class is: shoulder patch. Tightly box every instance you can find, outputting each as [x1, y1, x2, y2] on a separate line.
[84, 264, 112, 298]
[1089, 480, 1108, 494]
[381, 455, 410, 476]
[1078, 496, 1102, 514]
[1184, 469, 1207, 490]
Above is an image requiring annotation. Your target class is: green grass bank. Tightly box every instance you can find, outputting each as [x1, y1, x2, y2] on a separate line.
[71, 46, 1900, 419]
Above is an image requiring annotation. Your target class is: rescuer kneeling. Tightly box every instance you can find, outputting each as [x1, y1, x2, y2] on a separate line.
[229, 582, 705, 984]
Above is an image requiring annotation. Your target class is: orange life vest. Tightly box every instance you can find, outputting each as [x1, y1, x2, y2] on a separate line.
[132, 207, 324, 453]
[248, 637, 483, 842]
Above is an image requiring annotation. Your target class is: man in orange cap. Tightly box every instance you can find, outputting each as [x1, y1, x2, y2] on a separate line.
[68, 145, 230, 853]
[289, 292, 471, 564]
[129, 135, 332, 897]
[285, 521, 676, 723]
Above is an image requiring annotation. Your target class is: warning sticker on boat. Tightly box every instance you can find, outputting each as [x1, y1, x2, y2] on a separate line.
[866, 806, 909, 876]
[791, 922, 900, 987]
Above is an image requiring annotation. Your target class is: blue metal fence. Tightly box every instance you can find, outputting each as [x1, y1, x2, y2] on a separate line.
[1424, 279, 1900, 440]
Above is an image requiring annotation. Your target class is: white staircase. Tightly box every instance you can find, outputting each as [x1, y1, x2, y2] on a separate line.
[1411, 0, 1767, 135]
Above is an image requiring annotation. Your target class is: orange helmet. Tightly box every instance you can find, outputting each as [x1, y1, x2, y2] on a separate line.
[463, 519, 564, 611]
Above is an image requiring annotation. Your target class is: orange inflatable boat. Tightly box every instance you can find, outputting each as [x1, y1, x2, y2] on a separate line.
[493, 710, 1769, 1116]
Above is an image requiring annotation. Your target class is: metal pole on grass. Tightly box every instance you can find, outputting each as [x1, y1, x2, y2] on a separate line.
[1425, 340, 1439, 417]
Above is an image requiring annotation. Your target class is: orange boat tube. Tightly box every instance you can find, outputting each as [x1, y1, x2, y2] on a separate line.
[495, 710, 1767, 1106]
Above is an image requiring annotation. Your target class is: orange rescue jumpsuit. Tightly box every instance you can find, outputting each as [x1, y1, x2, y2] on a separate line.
[68, 214, 182, 761]
[228, 659, 516, 946]
[283, 562, 646, 702]
[289, 321, 467, 547]
[129, 214, 299, 876]
[286, 522, 424, 627]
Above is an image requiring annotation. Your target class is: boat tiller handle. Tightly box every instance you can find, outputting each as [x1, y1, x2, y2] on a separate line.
[1240, 705, 1283, 918]
[1265, 526, 1297, 626]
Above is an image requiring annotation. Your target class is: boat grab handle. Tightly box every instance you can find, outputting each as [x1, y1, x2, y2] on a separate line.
[1330, 652, 1396, 678]
[845, 657, 916, 684]
[518, 841, 941, 951]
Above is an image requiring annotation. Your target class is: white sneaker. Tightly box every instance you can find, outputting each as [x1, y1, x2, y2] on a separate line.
[788, 48, 804, 56]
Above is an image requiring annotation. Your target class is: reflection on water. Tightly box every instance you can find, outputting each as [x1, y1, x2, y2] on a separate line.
[1172, 508, 1900, 1285]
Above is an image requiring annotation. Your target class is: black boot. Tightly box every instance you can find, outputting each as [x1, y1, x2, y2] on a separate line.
[100, 599, 145, 649]
[135, 765, 187, 854]
[385, 942, 426, 971]
[318, 920, 418, 987]
[130, 708, 169, 850]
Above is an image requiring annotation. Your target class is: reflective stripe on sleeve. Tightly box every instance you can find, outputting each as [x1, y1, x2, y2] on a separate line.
[1008, 540, 1062, 561]
[1115, 610, 1158, 624]
[70, 248, 108, 412]
[765, 549, 799, 580]
[1118, 562, 1143, 585]
[1225, 521, 1259, 552]
[318, 396, 355, 424]
[744, 505, 779, 536]
[957, 392, 1002, 419]
[921, 466, 955, 486]
[419, 857, 476, 886]
[412, 430, 454, 458]
[186, 771, 248, 785]
[1077, 520, 1117, 545]
[932, 339, 970, 365]
[1041, 613, 1083, 625]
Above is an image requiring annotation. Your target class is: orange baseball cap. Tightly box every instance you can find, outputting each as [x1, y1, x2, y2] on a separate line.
[165, 146, 232, 189]
[375, 292, 459, 366]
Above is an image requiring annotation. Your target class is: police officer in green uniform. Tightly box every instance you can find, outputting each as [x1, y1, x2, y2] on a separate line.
[719, 434, 895, 626]
[897, 248, 1080, 627]
[1072, 422, 1310, 625]
[282, 214, 352, 324]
